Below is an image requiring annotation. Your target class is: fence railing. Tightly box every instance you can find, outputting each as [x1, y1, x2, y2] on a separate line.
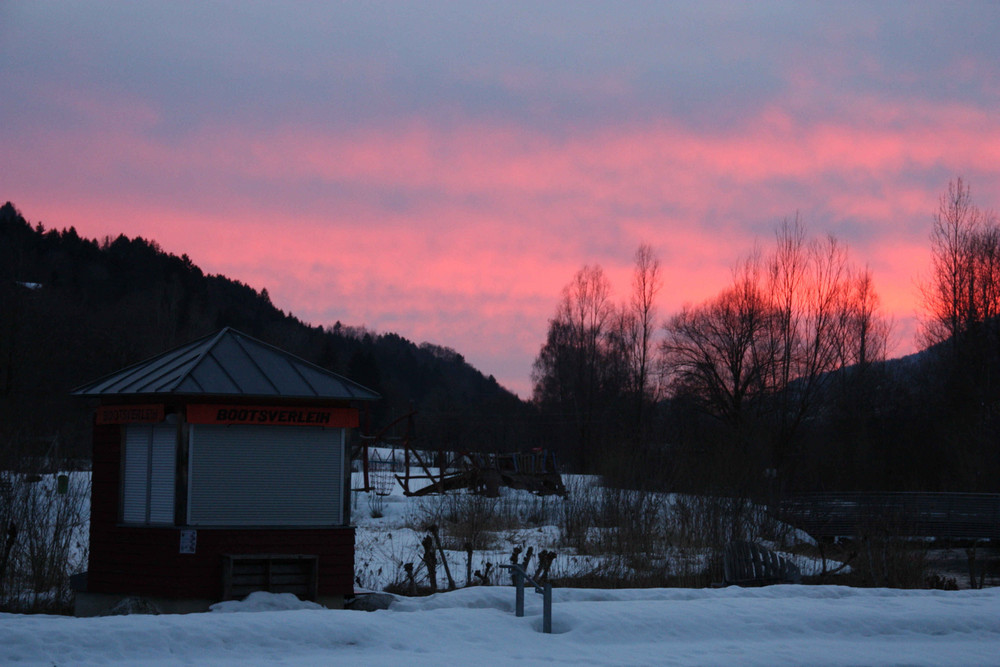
[775, 492, 1000, 541]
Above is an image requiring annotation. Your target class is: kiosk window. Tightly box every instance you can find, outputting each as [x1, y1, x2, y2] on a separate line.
[122, 424, 176, 524]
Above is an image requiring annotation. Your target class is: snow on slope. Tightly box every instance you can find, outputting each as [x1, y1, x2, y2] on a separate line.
[3, 586, 999, 666]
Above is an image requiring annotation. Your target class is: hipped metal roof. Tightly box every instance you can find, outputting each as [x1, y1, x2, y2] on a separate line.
[73, 327, 380, 401]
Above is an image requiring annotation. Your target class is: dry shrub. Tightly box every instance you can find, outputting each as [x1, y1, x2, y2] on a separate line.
[558, 476, 599, 552]
[409, 492, 506, 551]
[1, 469, 90, 613]
[555, 479, 678, 586]
[666, 494, 763, 585]
[852, 513, 929, 588]
[831, 507, 929, 589]
[846, 536, 928, 588]
[593, 487, 668, 572]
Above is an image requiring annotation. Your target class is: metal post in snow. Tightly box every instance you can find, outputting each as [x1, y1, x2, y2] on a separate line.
[514, 567, 525, 617]
[500, 562, 552, 633]
[542, 582, 552, 634]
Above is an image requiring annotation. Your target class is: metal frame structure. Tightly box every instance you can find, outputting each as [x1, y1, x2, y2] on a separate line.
[499, 563, 553, 634]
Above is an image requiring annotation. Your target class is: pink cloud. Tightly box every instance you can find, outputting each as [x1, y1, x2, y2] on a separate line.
[6, 87, 1000, 394]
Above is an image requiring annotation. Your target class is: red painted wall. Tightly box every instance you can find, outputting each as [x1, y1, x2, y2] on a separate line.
[87, 423, 356, 601]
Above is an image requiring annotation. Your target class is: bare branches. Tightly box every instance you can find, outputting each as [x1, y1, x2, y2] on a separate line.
[662, 219, 890, 467]
[662, 254, 773, 431]
[532, 248, 665, 471]
[630, 244, 662, 427]
[921, 177, 999, 348]
[843, 266, 890, 368]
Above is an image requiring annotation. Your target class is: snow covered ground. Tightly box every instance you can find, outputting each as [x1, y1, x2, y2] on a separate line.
[349, 467, 838, 590]
[3, 586, 1000, 666]
[5, 463, 997, 664]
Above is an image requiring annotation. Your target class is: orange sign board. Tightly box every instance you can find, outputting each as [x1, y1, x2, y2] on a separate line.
[186, 404, 359, 428]
[96, 404, 166, 424]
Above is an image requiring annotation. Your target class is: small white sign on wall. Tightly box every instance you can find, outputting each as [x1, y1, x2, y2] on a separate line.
[179, 529, 197, 554]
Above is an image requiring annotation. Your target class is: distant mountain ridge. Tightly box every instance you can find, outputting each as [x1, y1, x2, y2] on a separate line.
[0, 201, 536, 460]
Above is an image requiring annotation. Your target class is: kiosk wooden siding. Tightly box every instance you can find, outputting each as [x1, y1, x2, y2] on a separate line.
[74, 328, 379, 613]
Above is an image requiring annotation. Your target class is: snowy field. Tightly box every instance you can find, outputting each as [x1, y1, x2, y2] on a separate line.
[3, 586, 1000, 666]
[350, 463, 837, 589]
[4, 461, 999, 665]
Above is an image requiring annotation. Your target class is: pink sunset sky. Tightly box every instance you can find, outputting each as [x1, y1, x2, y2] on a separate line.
[3, 2, 999, 396]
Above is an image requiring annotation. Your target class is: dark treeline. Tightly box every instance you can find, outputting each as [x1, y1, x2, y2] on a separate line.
[4, 182, 999, 496]
[532, 180, 1000, 495]
[0, 202, 535, 466]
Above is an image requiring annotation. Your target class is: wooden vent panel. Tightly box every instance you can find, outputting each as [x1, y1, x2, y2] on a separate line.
[222, 554, 319, 601]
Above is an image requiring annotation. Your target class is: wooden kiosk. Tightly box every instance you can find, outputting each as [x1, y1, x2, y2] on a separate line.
[72, 328, 378, 615]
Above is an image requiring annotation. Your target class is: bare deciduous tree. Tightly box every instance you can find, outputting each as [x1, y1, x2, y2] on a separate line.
[921, 177, 998, 348]
[918, 179, 1000, 489]
[662, 254, 773, 436]
[663, 220, 890, 478]
[625, 244, 662, 436]
[843, 266, 890, 369]
[532, 265, 615, 469]
[533, 247, 664, 472]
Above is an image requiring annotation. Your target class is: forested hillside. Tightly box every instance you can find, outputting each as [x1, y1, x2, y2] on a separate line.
[4, 193, 999, 494]
[0, 202, 536, 464]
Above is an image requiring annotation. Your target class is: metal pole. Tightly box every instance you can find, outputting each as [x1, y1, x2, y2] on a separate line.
[542, 582, 552, 634]
[514, 568, 525, 617]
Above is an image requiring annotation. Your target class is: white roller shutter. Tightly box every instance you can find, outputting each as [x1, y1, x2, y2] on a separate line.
[122, 427, 149, 523]
[122, 424, 176, 524]
[188, 424, 344, 526]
